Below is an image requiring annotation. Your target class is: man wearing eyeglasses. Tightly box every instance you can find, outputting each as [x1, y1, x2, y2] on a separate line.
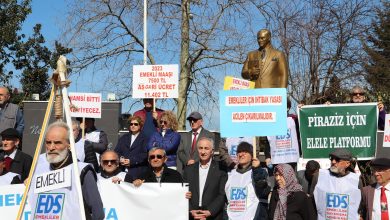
[360, 157, 390, 220]
[177, 112, 216, 174]
[311, 148, 361, 219]
[126, 147, 182, 185]
[98, 150, 126, 183]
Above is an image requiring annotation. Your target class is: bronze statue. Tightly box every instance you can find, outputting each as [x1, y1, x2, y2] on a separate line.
[241, 29, 288, 88]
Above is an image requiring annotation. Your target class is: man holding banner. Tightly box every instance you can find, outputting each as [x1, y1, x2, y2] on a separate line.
[28, 122, 104, 220]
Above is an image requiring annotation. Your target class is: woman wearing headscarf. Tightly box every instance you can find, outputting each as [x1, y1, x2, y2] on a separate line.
[268, 164, 316, 220]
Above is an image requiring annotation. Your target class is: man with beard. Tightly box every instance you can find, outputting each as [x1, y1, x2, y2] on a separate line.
[28, 121, 104, 220]
[133, 98, 164, 141]
[98, 150, 126, 182]
[311, 149, 361, 219]
[0, 87, 24, 142]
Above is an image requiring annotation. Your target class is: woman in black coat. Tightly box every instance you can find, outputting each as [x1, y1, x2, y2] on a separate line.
[268, 164, 316, 220]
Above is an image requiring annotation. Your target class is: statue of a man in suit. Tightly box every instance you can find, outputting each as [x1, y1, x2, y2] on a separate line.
[241, 29, 288, 88]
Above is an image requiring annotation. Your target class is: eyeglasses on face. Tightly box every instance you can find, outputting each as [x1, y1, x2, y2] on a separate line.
[352, 92, 365, 96]
[160, 120, 168, 125]
[189, 119, 199, 123]
[149, 154, 164, 160]
[130, 123, 139, 126]
[329, 156, 341, 162]
[102, 159, 118, 165]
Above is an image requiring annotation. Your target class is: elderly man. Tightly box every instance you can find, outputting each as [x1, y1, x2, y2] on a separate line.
[183, 137, 227, 220]
[360, 157, 390, 220]
[0, 87, 24, 138]
[28, 121, 104, 220]
[225, 142, 270, 220]
[126, 147, 182, 184]
[133, 98, 164, 140]
[98, 150, 126, 182]
[350, 85, 386, 130]
[311, 149, 361, 219]
[0, 128, 32, 181]
[241, 29, 288, 89]
[177, 112, 215, 173]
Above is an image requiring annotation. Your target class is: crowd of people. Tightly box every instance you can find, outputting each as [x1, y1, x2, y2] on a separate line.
[0, 84, 389, 220]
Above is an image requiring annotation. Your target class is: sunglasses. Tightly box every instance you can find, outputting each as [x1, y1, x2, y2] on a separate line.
[130, 123, 139, 126]
[352, 92, 365, 96]
[329, 156, 341, 162]
[188, 119, 199, 123]
[160, 120, 168, 125]
[149, 154, 164, 160]
[102, 159, 118, 165]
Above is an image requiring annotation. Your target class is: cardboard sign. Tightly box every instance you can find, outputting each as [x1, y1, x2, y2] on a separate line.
[383, 114, 390, 147]
[223, 76, 255, 90]
[219, 88, 287, 137]
[69, 92, 102, 118]
[132, 64, 179, 98]
[34, 167, 72, 194]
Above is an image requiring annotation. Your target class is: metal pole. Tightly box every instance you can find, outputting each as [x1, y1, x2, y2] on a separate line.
[144, 0, 148, 65]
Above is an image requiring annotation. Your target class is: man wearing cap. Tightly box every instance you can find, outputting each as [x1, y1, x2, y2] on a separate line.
[311, 148, 361, 219]
[133, 98, 164, 141]
[176, 111, 216, 174]
[0, 128, 32, 181]
[0, 87, 24, 143]
[225, 142, 270, 220]
[360, 157, 390, 220]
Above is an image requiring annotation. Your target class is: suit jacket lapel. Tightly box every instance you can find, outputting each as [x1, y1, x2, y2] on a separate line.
[262, 47, 276, 74]
[368, 184, 375, 220]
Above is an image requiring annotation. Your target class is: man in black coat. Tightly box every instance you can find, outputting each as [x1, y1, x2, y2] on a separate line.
[183, 137, 227, 220]
[0, 128, 32, 181]
[125, 147, 182, 184]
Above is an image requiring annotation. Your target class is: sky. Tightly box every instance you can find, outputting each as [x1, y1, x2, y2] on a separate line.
[17, 0, 221, 130]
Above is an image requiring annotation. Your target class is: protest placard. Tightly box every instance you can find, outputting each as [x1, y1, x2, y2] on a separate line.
[219, 88, 287, 137]
[69, 92, 102, 118]
[99, 180, 188, 220]
[383, 114, 390, 147]
[132, 64, 179, 98]
[223, 76, 255, 90]
[299, 103, 377, 159]
[0, 184, 31, 219]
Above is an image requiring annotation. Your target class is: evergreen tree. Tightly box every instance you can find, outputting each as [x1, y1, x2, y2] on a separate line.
[364, 1, 390, 105]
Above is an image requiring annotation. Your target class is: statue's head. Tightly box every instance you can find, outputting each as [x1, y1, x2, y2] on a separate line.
[257, 29, 271, 49]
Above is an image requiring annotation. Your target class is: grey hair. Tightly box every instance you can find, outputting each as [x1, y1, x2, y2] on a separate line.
[100, 149, 119, 163]
[148, 147, 167, 157]
[196, 137, 215, 150]
[72, 120, 80, 129]
[351, 85, 365, 94]
[46, 121, 70, 143]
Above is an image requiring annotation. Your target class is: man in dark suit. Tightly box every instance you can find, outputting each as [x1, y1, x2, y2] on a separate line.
[360, 157, 390, 220]
[0, 128, 32, 182]
[177, 112, 215, 174]
[183, 137, 227, 220]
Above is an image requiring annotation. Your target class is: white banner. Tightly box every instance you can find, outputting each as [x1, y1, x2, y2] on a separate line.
[0, 184, 31, 220]
[132, 64, 179, 98]
[99, 180, 188, 220]
[69, 92, 102, 118]
[383, 114, 390, 147]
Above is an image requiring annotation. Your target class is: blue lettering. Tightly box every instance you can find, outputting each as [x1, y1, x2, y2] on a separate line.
[36, 195, 47, 213]
[23, 211, 31, 220]
[326, 193, 349, 208]
[106, 208, 118, 220]
[230, 188, 246, 200]
[5, 194, 15, 206]
[231, 145, 237, 156]
[52, 195, 63, 214]
[17, 194, 23, 205]
[36, 194, 64, 215]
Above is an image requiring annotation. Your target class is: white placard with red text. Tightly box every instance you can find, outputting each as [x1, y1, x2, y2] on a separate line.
[383, 114, 390, 147]
[132, 64, 179, 98]
[69, 92, 102, 118]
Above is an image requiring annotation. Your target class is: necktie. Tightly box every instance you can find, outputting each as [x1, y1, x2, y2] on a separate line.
[4, 157, 13, 172]
[191, 132, 198, 156]
[381, 187, 389, 220]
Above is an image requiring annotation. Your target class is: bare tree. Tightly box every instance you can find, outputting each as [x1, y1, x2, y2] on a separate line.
[266, 0, 374, 104]
[62, 0, 270, 129]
